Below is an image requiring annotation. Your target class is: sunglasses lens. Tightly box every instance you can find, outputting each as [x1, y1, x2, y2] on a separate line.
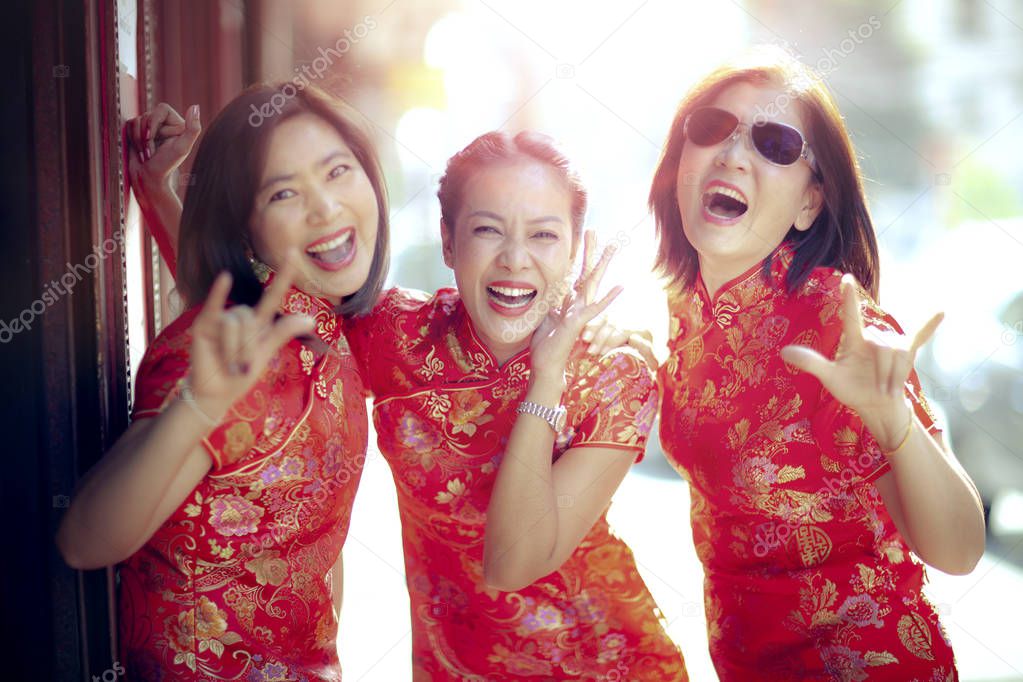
[686, 108, 738, 146]
[751, 122, 804, 165]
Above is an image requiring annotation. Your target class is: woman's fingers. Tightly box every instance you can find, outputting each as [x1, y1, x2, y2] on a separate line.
[148, 103, 185, 140]
[584, 318, 618, 355]
[167, 104, 201, 158]
[780, 345, 832, 383]
[263, 314, 315, 357]
[910, 312, 944, 354]
[581, 230, 595, 281]
[582, 285, 623, 326]
[254, 255, 298, 324]
[193, 272, 233, 335]
[586, 242, 617, 297]
[230, 306, 257, 375]
[220, 308, 242, 375]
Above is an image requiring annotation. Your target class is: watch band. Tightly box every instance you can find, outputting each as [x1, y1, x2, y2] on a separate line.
[516, 400, 567, 432]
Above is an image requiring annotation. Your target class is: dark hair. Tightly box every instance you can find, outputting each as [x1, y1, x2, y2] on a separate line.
[177, 81, 390, 315]
[648, 45, 880, 299]
[437, 130, 587, 247]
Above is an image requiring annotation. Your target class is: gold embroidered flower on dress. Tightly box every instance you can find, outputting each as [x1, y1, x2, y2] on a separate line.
[245, 550, 290, 586]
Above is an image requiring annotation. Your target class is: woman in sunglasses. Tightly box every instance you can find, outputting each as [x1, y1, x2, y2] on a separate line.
[649, 47, 984, 680]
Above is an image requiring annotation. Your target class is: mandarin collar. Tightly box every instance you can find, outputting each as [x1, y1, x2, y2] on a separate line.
[448, 291, 530, 377]
[694, 242, 795, 329]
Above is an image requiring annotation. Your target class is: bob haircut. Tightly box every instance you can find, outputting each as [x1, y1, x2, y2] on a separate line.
[649, 45, 880, 299]
[177, 81, 390, 315]
[437, 130, 587, 252]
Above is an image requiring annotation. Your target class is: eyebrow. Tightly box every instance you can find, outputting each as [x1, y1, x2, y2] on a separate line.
[258, 150, 354, 193]
[467, 210, 565, 225]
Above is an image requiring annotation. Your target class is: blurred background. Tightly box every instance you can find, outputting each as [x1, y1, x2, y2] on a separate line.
[5, 0, 1022, 679]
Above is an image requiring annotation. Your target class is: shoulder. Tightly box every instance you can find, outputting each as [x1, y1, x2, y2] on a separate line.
[346, 286, 450, 327]
[132, 308, 202, 418]
[566, 344, 656, 406]
[788, 266, 905, 349]
[135, 306, 204, 382]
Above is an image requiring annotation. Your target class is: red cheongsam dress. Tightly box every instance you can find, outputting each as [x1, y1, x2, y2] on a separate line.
[119, 282, 368, 681]
[345, 287, 687, 681]
[659, 244, 957, 681]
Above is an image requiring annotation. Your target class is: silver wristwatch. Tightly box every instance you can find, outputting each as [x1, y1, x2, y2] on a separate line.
[516, 400, 567, 432]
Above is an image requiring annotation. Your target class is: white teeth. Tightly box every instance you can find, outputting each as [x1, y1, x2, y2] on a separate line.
[708, 186, 747, 205]
[306, 231, 352, 254]
[488, 285, 536, 297]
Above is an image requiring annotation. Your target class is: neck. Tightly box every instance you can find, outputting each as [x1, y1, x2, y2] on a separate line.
[489, 338, 529, 366]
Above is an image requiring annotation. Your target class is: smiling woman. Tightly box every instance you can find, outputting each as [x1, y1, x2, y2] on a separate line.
[341, 130, 688, 679]
[650, 46, 985, 681]
[56, 82, 390, 681]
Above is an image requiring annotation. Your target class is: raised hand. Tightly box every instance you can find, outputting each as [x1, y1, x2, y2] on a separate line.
[529, 231, 623, 381]
[780, 274, 943, 447]
[186, 257, 314, 423]
[125, 102, 201, 186]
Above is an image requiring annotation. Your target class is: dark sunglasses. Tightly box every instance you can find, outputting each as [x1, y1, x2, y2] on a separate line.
[683, 106, 817, 171]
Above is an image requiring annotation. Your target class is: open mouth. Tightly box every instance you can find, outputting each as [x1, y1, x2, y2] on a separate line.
[702, 185, 749, 221]
[486, 284, 537, 309]
[306, 228, 354, 265]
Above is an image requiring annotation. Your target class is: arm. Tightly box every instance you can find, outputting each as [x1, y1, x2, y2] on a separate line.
[484, 232, 630, 591]
[782, 275, 985, 575]
[57, 266, 314, 569]
[483, 370, 638, 591]
[56, 400, 215, 568]
[872, 428, 983, 575]
[125, 103, 200, 273]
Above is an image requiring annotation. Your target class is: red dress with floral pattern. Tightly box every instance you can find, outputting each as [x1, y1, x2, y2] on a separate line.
[119, 284, 368, 681]
[658, 245, 957, 681]
[345, 287, 687, 681]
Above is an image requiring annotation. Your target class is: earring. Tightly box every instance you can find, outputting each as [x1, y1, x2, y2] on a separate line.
[246, 248, 273, 284]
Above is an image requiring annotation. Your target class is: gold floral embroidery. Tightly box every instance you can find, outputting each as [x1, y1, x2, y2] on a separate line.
[417, 347, 445, 381]
[245, 551, 289, 586]
[898, 612, 935, 660]
[223, 421, 255, 462]
[328, 379, 346, 413]
[448, 390, 493, 436]
[435, 477, 467, 504]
